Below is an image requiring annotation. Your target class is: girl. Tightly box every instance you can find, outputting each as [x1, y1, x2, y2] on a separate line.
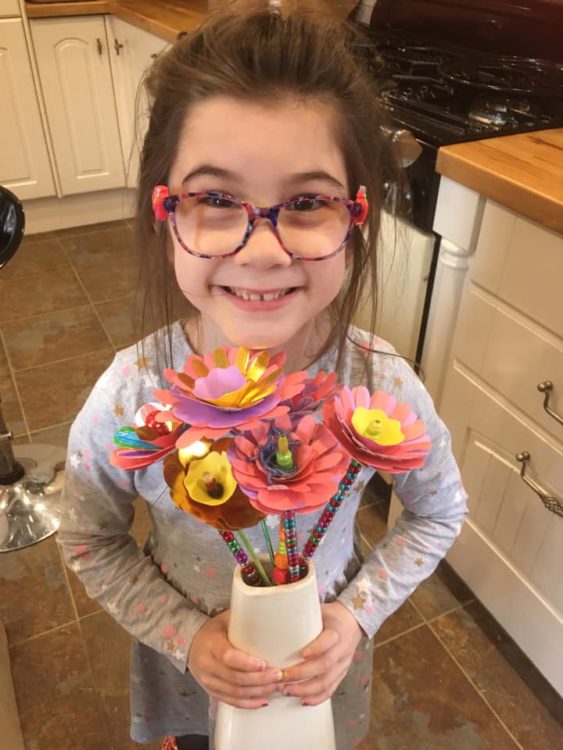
[58, 2, 467, 749]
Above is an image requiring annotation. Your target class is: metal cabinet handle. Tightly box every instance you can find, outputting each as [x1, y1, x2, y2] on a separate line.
[537, 381, 563, 426]
[114, 38, 124, 56]
[96, 37, 103, 56]
[515, 452, 563, 518]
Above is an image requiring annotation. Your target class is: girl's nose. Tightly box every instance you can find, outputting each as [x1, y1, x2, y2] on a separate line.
[232, 218, 293, 269]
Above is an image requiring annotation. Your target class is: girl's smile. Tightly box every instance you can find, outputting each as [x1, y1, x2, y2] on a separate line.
[167, 96, 349, 362]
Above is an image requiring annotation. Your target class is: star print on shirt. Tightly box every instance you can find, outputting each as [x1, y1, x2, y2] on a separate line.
[135, 356, 151, 369]
[355, 576, 371, 594]
[352, 593, 367, 610]
[393, 377, 403, 388]
[69, 451, 82, 469]
[114, 404, 124, 417]
[415, 557, 424, 566]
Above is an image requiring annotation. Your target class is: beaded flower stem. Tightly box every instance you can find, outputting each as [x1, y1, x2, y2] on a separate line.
[282, 510, 300, 583]
[218, 530, 262, 586]
[301, 459, 362, 562]
[237, 529, 272, 586]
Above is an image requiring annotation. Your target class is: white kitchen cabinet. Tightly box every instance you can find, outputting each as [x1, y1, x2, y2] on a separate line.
[0, 17, 55, 199]
[30, 15, 125, 195]
[106, 16, 168, 187]
[0, 0, 20, 18]
[438, 199, 563, 695]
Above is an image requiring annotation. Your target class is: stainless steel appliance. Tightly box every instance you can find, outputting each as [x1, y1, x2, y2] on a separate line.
[351, 0, 563, 366]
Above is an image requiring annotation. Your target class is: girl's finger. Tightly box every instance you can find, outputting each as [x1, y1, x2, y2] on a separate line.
[213, 661, 283, 689]
[301, 628, 339, 659]
[220, 646, 267, 672]
[212, 691, 272, 710]
[206, 674, 279, 701]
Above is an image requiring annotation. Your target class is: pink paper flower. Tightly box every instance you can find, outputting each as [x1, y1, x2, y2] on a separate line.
[229, 414, 350, 515]
[154, 346, 307, 444]
[282, 370, 338, 424]
[323, 387, 431, 472]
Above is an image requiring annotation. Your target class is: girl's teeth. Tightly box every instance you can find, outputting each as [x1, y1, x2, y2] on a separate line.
[231, 288, 286, 301]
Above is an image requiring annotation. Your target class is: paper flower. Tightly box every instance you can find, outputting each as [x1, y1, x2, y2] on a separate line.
[163, 438, 266, 530]
[282, 370, 338, 424]
[323, 387, 431, 472]
[154, 346, 307, 444]
[229, 414, 349, 515]
[110, 402, 184, 470]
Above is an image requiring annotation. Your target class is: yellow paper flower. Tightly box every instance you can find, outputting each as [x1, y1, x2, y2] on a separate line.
[351, 407, 405, 446]
[184, 451, 237, 506]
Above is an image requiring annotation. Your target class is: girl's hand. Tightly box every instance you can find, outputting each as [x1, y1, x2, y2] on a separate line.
[188, 610, 283, 709]
[281, 601, 363, 706]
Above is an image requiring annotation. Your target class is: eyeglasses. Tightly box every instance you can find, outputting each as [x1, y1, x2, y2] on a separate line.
[152, 185, 368, 261]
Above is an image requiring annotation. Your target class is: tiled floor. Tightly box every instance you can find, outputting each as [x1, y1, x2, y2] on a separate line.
[0, 222, 562, 749]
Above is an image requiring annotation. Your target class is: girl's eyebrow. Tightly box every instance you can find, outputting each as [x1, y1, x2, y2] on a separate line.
[285, 171, 346, 191]
[182, 165, 344, 190]
[182, 164, 237, 184]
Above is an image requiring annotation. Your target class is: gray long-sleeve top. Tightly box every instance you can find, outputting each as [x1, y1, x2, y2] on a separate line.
[57, 322, 467, 743]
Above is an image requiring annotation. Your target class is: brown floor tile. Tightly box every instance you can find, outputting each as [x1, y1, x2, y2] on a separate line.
[66, 564, 102, 618]
[0, 536, 75, 644]
[132, 497, 153, 548]
[56, 219, 130, 239]
[0, 369, 26, 436]
[61, 224, 136, 263]
[365, 625, 518, 749]
[0, 266, 87, 323]
[62, 226, 141, 303]
[432, 601, 563, 748]
[30, 421, 73, 449]
[357, 504, 389, 549]
[15, 348, 114, 432]
[74, 254, 141, 303]
[0, 236, 69, 281]
[95, 294, 139, 349]
[80, 611, 161, 750]
[410, 560, 474, 620]
[374, 599, 424, 645]
[0, 335, 8, 373]
[9, 623, 110, 750]
[2, 305, 111, 370]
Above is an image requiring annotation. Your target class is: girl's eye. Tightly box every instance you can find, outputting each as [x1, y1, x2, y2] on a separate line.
[288, 197, 326, 212]
[199, 195, 237, 209]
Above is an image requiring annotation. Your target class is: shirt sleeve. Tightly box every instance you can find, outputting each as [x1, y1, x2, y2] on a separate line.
[57, 354, 208, 672]
[337, 343, 468, 638]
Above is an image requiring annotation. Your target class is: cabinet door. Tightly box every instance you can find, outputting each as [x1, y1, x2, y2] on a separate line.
[107, 16, 168, 187]
[0, 18, 55, 199]
[30, 16, 125, 195]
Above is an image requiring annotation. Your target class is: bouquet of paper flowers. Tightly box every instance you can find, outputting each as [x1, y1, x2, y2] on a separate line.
[110, 346, 431, 586]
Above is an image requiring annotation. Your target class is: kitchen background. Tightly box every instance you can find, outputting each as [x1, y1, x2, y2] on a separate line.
[1, 0, 562, 748]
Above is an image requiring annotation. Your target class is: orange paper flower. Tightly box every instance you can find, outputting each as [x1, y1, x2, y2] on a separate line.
[163, 438, 266, 530]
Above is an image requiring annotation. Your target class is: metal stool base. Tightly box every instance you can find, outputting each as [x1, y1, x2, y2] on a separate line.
[0, 444, 66, 552]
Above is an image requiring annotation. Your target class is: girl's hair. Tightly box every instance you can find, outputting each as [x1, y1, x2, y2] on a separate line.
[136, 0, 403, 376]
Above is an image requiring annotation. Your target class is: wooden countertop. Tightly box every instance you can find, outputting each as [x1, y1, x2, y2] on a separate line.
[25, 1, 208, 41]
[437, 129, 563, 235]
[25, 0, 355, 41]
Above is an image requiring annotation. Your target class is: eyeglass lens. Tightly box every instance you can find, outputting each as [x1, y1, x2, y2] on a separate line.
[174, 196, 351, 258]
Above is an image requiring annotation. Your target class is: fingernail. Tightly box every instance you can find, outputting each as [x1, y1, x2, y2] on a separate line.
[302, 702, 311, 707]
[275, 670, 284, 682]
[284, 689, 292, 697]
[261, 702, 269, 708]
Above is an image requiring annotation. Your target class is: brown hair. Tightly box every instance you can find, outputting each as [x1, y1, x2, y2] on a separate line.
[135, 0, 402, 375]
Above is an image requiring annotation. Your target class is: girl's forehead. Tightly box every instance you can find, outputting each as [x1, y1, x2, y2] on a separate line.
[170, 96, 348, 194]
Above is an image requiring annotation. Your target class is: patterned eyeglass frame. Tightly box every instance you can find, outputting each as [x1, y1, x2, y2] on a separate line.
[151, 185, 369, 261]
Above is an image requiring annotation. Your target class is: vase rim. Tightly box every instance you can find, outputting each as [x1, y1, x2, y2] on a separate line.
[234, 561, 317, 595]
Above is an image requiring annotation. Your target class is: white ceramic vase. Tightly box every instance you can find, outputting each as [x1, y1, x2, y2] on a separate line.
[214, 563, 336, 750]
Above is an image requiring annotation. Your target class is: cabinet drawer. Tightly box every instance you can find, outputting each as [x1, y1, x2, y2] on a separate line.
[0, 0, 20, 18]
[440, 364, 563, 611]
[471, 200, 563, 337]
[453, 285, 563, 444]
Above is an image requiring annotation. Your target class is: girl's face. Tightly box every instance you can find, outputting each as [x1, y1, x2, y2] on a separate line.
[167, 96, 348, 360]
